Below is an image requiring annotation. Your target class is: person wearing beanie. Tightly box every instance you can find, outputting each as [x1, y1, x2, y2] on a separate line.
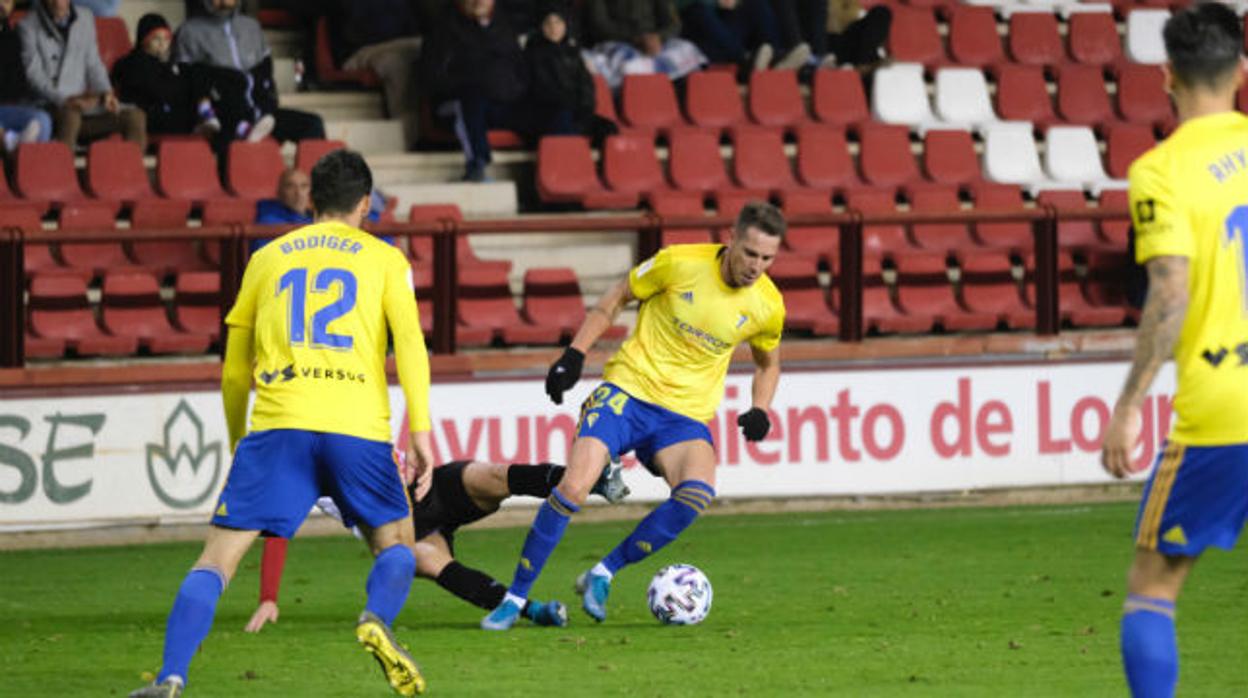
[523, 3, 600, 140]
[112, 13, 222, 137]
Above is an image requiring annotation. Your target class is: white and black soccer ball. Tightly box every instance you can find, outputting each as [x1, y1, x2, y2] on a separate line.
[647, 564, 713, 625]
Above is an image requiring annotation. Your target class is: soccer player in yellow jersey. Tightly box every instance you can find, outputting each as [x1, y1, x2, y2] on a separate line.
[130, 151, 435, 698]
[1101, 5, 1248, 697]
[482, 201, 786, 629]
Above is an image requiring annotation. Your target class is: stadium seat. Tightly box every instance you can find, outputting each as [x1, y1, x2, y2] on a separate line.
[1044, 125, 1115, 190]
[1126, 9, 1169, 65]
[620, 74, 685, 135]
[649, 190, 713, 246]
[56, 201, 134, 276]
[24, 327, 65, 359]
[871, 63, 938, 129]
[2, 205, 67, 279]
[1083, 251, 1134, 318]
[1068, 12, 1122, 67]
[1098, 189, 1131, 247]
[95, 16, 131, 72]
[947, 6, 1004, 67]
[294, 139, 347, 173]
[86, 140, 164, 207]
[314, 17, 380, 87]
[536, 136, 637, 209]
[129, 200, 213, 274]
[102, 271, 212, 354]
[202, 198, 258, 225]
[521, 267, 628, 342]
[593, 74, 620, 127]
[895, 252, 997, 331]
[685, 71, 746, 132]
[993, 64, 1057, 128]
[15, 142, 88, 211]
[811, 69, 870, 131]
[933, 68, 998, 129]
[795, 125, 859, 193]
[859, 124, 921, 192]
[1007, 11, 1065, 68]
[982, 121, 1050, 191]
[173, 271, 221, 343]
[747, 70, 808, 130]
[923, 129, 981, 189]
[886, 8, 945, 68]
[779, 189, 838, 266]
[970, 183, 1032, 251]
[909, 187, 976, 252]
[1115, 64, 1174, 130]
[28, 274, 137, 356]
[457, 266, 561, 347]
[157, 140, 230, 204]
[411, 263, 434, 336]
[601, 133, 669, 201]
[668, 129, 744, 198]
[768, 255, 838, 336]
[958, 252, 1033, 329]
[1056, 64, 1117, 127]
[863, 255, 932, 334]
[407, 204, 511, 274]
[731, 128, 798, 195]
[846, 189, 912, 255]
[1105, 122, 1156, 179]
[1052, 252, 1128, 328]
[1038, 190, 1110, 250]
[227, 140, 286, 199]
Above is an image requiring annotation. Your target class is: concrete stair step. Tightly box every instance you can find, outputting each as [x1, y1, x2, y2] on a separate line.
[264, 29, 303, 59]
[117, 0, 185, 31]
[323, 119, 405, 155]
[282, 91, 385, 121]
[369, 151, 533, 187]
[385, 182, 518, 217]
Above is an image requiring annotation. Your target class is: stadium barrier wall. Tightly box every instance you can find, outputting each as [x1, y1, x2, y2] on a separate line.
[0, 359, 1173, 532]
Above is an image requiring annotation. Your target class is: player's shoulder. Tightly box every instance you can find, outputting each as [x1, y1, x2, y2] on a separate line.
[754, 274, 785, 312]
[661, 243, 723, 262]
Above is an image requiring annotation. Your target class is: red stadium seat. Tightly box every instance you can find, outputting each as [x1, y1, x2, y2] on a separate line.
[922, 130, 981, 188]
[895, 252, 997, 331]
[102, 271, 211, 353]
[157, 140, 230, 204]
[970, 183, 1031, 251]
[1105, 122, 1156, 179]
[778, 189, 838, 265]
[1098, 189, 1130, 247]
[795, 125, 859, 193]
[731, 129, 797, 194]
[28, 274, 137, 356]
[2, 205, 59, 278]
[811, 69, 870, 131]
[521, 268, 628, 341]
[202, 198, 258, 228]
[15, 142, 88, 211]
[87, 140, 163, 206]
[859, 124, 920, 192]
[602, 133, 669, 200]
[173, 271, 221, 342]
[863, 255, 931, 334]
[1053, 252, 1127, 327]
[1038, 190, 1110, 250]
[620, 74, 685, 135]
[1056, 64, 1117, 127]
[95, 16, 132, 72]
[593, 74, 619, 126]
[1083, 251, 1134, 318]
[747, 70, 808, 130]
[909, 187, 975, 252]
[668, 129, 733, 195]
[407, 204, 510, 274]
[650, 190, 713, 246]
[685, 70, 746, 132]
[994, 64, 1057, 128]
[57, 201, 134, 276]
[1068, 12, 1122, 67]
[958, 252, 1032, 329]
[536, 136, 637, 209]
[947, 6, 1003, 68]
[410, 263, 434, 335]
[457, 266, 561, 347]
[847, 188, 912, 255]
[1008, 12, 1065, 67]
[130, 200, 213, 274]
[887, 8, 945, 68]
[769, 255, 838, 336]
[1115, 64, 1174, 130]
[227, 140, 285, 199]
[315, 17, 380, 87]
[295, 139, 347, 174]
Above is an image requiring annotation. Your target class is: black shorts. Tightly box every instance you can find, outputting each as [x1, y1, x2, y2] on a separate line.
[407, 460, 491, 551]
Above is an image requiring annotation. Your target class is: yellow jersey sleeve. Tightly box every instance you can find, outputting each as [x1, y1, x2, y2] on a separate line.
[1130, 155, 1194, 263]
[224, 248, 266, 328]
[628, 248, 675, 300]
[382, 252, 432, 432]
[750, 291, 784, 353]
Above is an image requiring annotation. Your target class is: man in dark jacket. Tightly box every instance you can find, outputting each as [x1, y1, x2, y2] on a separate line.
[112, 13, 219, 136]
[421, 0, 528, 182]
[524, 3, 594, 139]
[0, 0, 52, 149]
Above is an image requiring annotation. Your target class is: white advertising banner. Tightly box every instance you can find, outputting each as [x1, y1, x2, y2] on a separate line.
[0, 361, 1175, 530]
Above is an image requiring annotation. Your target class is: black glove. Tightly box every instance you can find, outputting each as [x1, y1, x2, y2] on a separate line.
[737, 408, 771, 441]
[545, 347, 585, 404]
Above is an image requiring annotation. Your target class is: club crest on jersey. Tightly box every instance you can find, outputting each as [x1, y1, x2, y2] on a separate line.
[680, 291, 694, 304]
[736, 313, 748, 329]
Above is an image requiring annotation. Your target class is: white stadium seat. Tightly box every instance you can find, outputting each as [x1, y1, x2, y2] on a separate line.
[1044, 125, 1123, 194]
[934, 68, 999, 129]
[982, 121, 1077, 193]
[1126, 9, 1170, 64]
[871, 63, 942, 131]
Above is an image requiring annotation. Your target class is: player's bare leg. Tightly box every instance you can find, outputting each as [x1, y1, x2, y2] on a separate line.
[578, 440, 718, 622]
[354, 517, 426, 696]
[461, 461, 511, 511]
[1121, 548, 1197, 698]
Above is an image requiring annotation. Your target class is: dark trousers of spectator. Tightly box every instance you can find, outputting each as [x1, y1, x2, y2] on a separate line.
[56, 104, 146, 150]
[773, 0, 828, 57]
[447, 94, 524, 172]
[827, 6, 892, 66]
[679, 0, 783, 65]
[272, 108, 326, 143]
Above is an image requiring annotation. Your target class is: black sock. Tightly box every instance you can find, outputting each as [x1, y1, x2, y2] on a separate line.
[435, 561, 511, 611]
[506, 463, 564, 498]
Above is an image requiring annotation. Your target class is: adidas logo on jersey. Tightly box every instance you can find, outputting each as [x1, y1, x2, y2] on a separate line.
[680, 291, 694, 304]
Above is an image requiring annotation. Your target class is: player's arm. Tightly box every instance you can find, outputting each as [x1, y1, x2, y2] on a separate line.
[244, 537, 288, 633]
[384, 256, 435, 498]
[221, 327, 253, 454]
[738, 305, 784, 441]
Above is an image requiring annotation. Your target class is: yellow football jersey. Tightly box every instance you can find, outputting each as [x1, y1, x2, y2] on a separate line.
[1130, 110, 1248, 445]
[224, 221, 428, 441]
[603, 244, 785, 422]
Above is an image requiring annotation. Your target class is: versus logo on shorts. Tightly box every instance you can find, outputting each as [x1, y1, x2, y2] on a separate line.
[146, 400, 222, 510]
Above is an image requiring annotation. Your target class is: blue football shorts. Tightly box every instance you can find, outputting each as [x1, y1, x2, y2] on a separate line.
[1133, 442, 1248, 556]
[211, 429, 411, 538]
[576, 382, 713, 476]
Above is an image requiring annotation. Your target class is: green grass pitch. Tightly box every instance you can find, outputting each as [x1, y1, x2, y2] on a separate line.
[2, 502, 1247, 697]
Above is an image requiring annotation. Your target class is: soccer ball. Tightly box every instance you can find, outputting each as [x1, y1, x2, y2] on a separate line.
[647, 564, 713, 625]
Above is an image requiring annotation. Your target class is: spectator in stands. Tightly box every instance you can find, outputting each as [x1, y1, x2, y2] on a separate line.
[333, 0, 423, 147]
[772, 0, 828, 68]
[524, 3, 602, 141]
[18, 0, 147, 149]
[824, 0, 890, 69]
[0, 0, 52, 150]
[253, 168, 389, 251]
[675, 0, 807, 74]
[112, 14, 222, 137]
[72, 0, 119, 17]
[498, 0, 540, 37]
[174, 0, 325, 148]
[582, 0, 704, 89]
[421, 0, 528, 182]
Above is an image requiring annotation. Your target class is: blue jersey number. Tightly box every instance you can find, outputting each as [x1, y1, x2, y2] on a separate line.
[277, 267, 357, 349]
[1223, 206, 1248, 313]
